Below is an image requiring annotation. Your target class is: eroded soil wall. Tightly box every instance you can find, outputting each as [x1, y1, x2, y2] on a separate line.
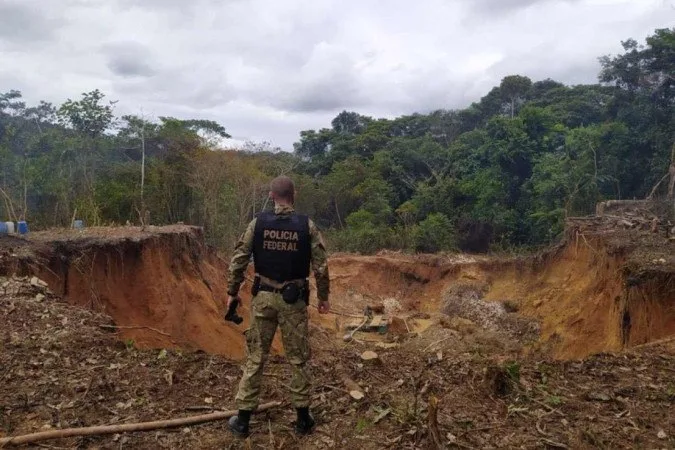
[30, 228, 248, 359]
[3, 223, 672, 361]
[329, 235, 674, 359]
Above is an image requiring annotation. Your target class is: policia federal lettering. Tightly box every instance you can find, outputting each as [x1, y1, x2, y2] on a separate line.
[262, 229, 300, 251]
[253, 211, 311, 283]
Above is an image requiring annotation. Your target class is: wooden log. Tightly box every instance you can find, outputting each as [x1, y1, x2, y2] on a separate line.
[0, 402, 281, 447]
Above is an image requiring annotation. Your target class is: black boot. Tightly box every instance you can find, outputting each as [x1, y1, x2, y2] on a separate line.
[294, 407, 315, 435]
[228, 410, 251, 437]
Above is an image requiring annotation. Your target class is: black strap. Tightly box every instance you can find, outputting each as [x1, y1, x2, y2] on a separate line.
[258, 284, 283, 294]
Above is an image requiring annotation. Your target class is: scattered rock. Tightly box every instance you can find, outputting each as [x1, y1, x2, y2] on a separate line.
[382, 298, 402, 314]
[349, 390, 364, 400]
[585, 391, 612, 402]
[360, 350, 379, 362]
[375, 342, 399, 350]
[657, 430, 667, 439]
[343, 376, 365, 400]
[30, 276, 48, 288]
[35, 293, 45, 302]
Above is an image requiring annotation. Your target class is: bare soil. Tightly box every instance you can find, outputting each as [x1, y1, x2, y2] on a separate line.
[1, 204, 674, 449]
[1, 275, 674, 449]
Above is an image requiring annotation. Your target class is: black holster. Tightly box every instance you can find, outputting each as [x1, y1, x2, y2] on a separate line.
[281, 282, 300, 304]
[251, 275, 261, 297]
[281, 280, 309, 305]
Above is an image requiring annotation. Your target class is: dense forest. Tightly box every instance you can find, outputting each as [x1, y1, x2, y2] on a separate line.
[1, 28, 673, 254]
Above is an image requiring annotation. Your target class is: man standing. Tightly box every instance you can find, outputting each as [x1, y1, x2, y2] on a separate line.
[226, 176, 330, 437]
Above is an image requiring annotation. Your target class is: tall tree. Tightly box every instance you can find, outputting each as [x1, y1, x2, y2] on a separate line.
[500, 75, 533, 118]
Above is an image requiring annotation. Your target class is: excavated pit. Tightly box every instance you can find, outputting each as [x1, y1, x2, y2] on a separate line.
[328, 220, 674, 359]
[0, 202, 673, 361]
[0, 226, 248, 359]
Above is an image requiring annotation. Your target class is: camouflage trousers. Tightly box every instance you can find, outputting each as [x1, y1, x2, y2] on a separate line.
[235, 291, 311, 410]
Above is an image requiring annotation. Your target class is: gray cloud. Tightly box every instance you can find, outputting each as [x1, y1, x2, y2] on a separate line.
[0, 1, 65, 44]
[0, 0, 671, 149]
[108, 58, 155, 78]
[468, 0, 579, 15]
[103, 42, 156, 78]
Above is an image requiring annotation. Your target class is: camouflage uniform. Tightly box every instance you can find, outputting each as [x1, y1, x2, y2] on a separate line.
[227, 204, 329, 410]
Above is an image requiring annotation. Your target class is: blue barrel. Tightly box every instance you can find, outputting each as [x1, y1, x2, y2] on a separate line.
[73, 220, 84, 229]
[0, 222, 7, 234]
[17, 221, 28, 235]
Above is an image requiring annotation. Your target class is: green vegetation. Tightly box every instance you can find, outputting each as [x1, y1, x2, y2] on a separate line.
[505, 361, 521, 382]
[1, 29, 673, 254]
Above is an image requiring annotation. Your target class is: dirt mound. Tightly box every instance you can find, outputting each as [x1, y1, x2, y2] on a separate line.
[1, 226, 248, 359]
[441, 281, 541, 343]
[326, 253, 490, 314]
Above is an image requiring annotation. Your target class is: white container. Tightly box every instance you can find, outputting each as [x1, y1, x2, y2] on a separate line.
[5, 221, 14, 234]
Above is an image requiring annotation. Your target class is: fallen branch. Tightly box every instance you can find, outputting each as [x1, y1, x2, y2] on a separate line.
[428, 396, 443, 450]
[184, 406, 219, 412]
[536, 419, 551, 437]
[423, 337, 452, 352]
[631, 335, 675, 349]
[0, 402, 281, 447]
[540, 438, 568, 449]
[647, 172, 670, 200]
[98, 324, 172, 338]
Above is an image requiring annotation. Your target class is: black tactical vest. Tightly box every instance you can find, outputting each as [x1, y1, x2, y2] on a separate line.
[253, 211, 311, 283]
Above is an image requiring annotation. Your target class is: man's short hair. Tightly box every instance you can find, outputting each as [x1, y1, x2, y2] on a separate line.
[270, 176, 295, 200]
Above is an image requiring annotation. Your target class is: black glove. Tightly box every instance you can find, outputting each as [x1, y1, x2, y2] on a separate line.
[225, 297, 243, 325]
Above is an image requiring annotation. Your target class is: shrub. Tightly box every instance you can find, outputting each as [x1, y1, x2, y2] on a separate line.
[413, 213, 456, 253]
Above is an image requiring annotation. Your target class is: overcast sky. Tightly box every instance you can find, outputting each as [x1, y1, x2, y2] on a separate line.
[1, 0, 673, 150]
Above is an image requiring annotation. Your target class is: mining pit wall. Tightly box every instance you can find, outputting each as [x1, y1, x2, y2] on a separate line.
[1, 212, 673, 361]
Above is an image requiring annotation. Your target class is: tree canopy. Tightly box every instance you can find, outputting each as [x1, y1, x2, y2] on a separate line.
[1, 28, 673, 253]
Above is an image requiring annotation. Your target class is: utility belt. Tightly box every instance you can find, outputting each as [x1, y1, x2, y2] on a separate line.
[252, 274, 309, 305]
